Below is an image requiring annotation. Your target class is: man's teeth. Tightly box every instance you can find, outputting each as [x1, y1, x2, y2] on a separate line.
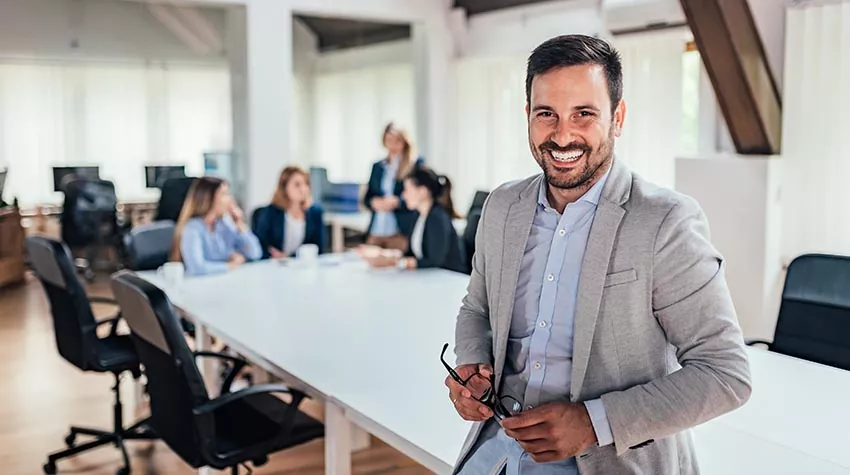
[551, 150, 584, 162]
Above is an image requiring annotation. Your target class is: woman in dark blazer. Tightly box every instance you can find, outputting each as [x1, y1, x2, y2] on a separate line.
[252, 166, 326, 259]
[363, 165, 466, 274]
[362, 122, 422, 251]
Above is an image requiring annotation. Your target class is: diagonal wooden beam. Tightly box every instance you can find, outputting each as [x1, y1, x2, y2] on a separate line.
[681, 0, 782, 155]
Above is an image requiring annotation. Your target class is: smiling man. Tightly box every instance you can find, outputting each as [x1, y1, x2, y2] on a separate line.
[447, 35, 752, 475]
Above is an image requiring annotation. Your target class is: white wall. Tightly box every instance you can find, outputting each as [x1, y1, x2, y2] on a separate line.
[458, 0, 605, 58]
[0, 0, 226, 62]
[675, 156, 783, 339]
[314, 40, 413, 75]
[605, 0, 685, 32]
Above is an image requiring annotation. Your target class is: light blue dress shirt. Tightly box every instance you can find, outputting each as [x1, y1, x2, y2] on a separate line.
[369, 158, 400, 236]
[180, 215, 262, 276]
[459, 170, 614, 475]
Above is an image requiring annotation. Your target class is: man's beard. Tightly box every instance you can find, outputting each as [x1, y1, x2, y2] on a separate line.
[532, 128, 615, 190]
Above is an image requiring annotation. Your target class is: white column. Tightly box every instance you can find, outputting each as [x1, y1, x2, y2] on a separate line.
[242, 0, 294, 211]
[226, 6, 250, 206]
[412, 19, 454, 173]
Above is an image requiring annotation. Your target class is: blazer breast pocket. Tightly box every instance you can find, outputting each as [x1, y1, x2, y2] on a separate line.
[604, 268, 638, 288]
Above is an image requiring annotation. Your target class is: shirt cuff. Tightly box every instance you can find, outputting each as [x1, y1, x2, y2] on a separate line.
[584, 398, 614, 447]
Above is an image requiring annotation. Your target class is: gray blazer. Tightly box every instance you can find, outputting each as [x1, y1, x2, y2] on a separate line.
[453, 159, 752, 475]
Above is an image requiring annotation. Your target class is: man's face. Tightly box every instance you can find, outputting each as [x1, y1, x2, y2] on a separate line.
[526, 64, 625, 191]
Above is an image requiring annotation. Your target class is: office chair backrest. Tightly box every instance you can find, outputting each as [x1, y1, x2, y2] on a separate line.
[156, 177, 197, 222]
[61, 178, 118, 247]
[124, 221, 175, 271]
[462, 209, 482, 275]
[467, 190, 489, 218]
[773, 254, 850, 371]
[25, 237, 99, 370]
[110, 272, 209, 466]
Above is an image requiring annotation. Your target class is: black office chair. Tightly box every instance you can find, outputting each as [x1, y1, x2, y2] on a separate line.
[25, 237, 155, 475]
[462, 209, 482, 276]
[747, 253, 850, 371]
[123, 220, 175, 271]
[467, 190, 489, 218]
[60, 178, 126, 281]
[110, 271, 324, 475]
[155, 176, 196, 222]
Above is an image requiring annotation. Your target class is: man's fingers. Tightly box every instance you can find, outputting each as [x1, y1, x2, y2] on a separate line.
[504, 423, 550, 443]
[500, 407, 548, 430]
[527, 450, 562, 463]
[517, 438, 554, 456]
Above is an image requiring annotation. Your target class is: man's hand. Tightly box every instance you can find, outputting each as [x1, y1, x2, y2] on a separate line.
[501, 402, 597, 463]
[384, 196, 400, 210]
[371, 197, 390, 212]
[445, 364, 495, 421]
[269, 247, 286, 259]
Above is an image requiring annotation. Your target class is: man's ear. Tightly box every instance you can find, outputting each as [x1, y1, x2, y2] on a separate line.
[613, 99, 627, 138]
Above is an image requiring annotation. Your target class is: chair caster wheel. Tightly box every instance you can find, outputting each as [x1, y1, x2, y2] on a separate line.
[116, 467, 130, 475]
[65, 433, 77, 446]
[43, 462, 57, 474]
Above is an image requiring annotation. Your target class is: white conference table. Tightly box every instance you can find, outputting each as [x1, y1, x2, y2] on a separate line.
[138, 257, 850, 475]
[324, 211, 467, 253]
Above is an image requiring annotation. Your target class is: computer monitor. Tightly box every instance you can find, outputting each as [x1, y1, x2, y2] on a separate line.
[52, 166, 100, 192]
[145, 165, 187, 189]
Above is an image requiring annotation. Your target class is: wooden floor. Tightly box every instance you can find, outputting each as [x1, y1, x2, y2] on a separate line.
[0, 273, 433, 475]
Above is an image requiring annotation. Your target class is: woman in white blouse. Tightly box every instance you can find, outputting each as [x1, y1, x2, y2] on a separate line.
[251, 166, 326, 259]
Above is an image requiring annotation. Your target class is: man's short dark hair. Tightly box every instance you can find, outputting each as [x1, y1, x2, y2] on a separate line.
[525, 34, 623, 113]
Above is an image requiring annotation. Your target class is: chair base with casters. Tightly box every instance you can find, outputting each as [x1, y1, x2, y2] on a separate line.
[43, 371, 157, 475]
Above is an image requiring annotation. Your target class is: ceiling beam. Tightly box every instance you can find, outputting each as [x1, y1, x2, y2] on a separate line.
[681, 0, 782, 155]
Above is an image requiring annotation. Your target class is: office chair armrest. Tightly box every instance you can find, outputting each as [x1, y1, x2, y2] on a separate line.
[192, 384, 306, 416]
[193, 351, 248, 394]
[745, 339, 773, 349]
[89, 296, 119, 306]
[95, 315, 122, 337]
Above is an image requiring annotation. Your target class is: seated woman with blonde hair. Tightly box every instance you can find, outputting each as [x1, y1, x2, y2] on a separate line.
[171, 177, 262, 276]
[252, 166, 326, 258]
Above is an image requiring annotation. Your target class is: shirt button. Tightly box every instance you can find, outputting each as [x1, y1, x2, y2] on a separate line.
[547, 274, 554, 282]
[533, 362, 542, 370]
[558, 229, 566, 236]
[539, 321, 547, 328]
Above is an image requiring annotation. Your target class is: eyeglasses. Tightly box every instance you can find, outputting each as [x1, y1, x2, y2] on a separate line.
[440, 343, 522, 420]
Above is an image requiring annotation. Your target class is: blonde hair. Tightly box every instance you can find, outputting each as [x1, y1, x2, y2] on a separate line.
[170, 177, 225, 262]
[271, 166, 311, 211]
[383, 122, 416, 179]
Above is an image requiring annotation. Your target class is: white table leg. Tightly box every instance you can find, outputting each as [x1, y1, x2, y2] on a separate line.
[325, 402, 352, 475]
[133, 375, 145, 415]
[194, 324, 220, 396]
[331, 221, 344, 253]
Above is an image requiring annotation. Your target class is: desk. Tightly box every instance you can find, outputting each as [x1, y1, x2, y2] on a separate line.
[324, 211, 467, 253]
[138, 259, 850, 475]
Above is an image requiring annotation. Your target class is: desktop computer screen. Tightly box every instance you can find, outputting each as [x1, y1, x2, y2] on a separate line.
[145, 165, 186, 189]
[52, 166, 100, 193]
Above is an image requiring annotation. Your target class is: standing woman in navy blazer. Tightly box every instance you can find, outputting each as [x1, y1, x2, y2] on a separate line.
[363, 122, 421, 251]
[252, 166, 326, 259]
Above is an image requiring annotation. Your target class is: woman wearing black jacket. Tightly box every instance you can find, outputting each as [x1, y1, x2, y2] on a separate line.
[363, 165, 466, 274]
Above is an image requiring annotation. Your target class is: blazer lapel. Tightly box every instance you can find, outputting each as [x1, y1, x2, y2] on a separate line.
[493, 177, 541, 382]
[570, 159, 632, 398]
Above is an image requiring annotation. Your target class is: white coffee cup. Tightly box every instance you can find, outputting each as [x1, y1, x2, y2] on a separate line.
[158, 262, 185, 285]
[296, 244, 319, 263]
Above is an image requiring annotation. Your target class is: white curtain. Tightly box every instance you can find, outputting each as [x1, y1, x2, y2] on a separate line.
[451, 56, 539, 213]
[613, 30, 688, 189]
[0, 59, 231, 206]
[781, 2, 850, 258]
[312, 64, 417, 183]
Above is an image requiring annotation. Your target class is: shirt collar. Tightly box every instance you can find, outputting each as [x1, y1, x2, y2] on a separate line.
[537, 165, 612, 210]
